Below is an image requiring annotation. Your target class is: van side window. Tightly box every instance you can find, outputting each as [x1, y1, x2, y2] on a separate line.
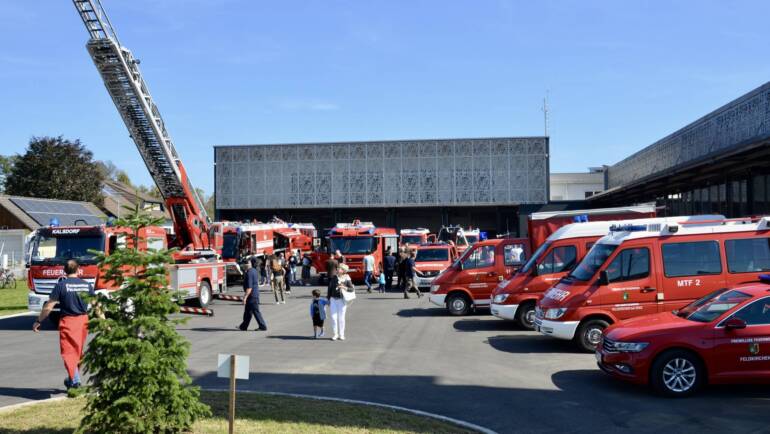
[725, 238, 770, 273]
[731, 297, 770, 325]
[606, 248, 649, 283]
[463, 245, 495, 269]
[586, 242, 595, 251]
[537, 245, 577, 275]
[662, 241, 722, 277]
[503, 244, 526, 266]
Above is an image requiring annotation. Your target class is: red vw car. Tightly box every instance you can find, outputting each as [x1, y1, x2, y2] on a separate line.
[597, 281, 770, 396]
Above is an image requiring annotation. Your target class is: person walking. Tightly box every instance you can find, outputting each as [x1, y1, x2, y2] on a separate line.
[377, 269, 386, 293]
[327, 263, 355, 341]
[283, 255, 292, 295]
[289, 250, 299, 285]
[32, 259, 94, 390]
[363, 252, 375, 293]
[258, 256, 268, 286]
[271, 252, 287, 304]
[403, 251, 423, 299]
[325, 253, 339, 283]
[238, 261, 267, 331]
[383, 247, 396, 292]
[301, 253, 312, 286]
[397, 246, 408, 293]
[309, 289, 328, 338]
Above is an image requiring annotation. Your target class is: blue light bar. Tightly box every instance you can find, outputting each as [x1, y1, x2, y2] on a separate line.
[759, 274, 770, 284]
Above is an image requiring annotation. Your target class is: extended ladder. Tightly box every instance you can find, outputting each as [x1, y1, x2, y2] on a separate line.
[72, 0, 209, 223]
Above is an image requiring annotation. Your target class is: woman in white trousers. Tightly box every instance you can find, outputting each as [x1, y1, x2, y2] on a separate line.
[327, 263, 354, 340]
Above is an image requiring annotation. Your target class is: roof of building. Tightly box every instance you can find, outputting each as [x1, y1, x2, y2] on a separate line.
[0, 194, 106, 230]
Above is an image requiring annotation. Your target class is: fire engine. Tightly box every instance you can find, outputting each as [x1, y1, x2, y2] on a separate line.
[28, 1, 229, 318]
[400, 228, 432, 248]
[311, 221, 398, 283]
[436, 226, 480, 254]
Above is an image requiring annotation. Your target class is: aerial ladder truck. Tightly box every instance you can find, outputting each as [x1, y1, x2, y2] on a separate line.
[26, 0, 227, 316]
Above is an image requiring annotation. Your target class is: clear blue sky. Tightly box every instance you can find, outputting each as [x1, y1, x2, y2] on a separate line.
[1, 1, 768, 195]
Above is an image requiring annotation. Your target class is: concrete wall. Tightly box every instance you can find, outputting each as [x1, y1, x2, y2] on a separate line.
[0, 229, 27, 275]
[550, 172, 604, 200]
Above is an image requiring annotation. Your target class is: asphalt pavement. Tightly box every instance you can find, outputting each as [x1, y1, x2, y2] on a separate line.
[2, 283, 770, 433]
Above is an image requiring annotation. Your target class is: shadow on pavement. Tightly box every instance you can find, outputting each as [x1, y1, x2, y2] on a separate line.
[179, 327, 245, 332]
[191, 369, 770, 434]
[452, 318, 521, 332]
[0, 387, 64, 401]
[395, 308, 446, 317]
[486, 334, 584, 354]
[0, 315, 47, 331]
[267, 335, 316, 340]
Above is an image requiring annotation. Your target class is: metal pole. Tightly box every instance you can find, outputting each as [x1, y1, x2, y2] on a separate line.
[229, 354, 236, 434]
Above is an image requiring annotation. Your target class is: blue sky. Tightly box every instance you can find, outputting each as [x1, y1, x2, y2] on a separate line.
[1, 1, 768, 195]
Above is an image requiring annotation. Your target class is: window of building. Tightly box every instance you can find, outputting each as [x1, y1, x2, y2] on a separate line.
[537, 245, 577, 275]
[725, 237, 770, 273]
[662, 241, 722, 277]
[606, 248, 650, 282]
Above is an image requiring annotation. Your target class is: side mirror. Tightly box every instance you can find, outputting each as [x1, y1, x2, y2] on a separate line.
[724, 317, 747, 331]
[597, 270, 609, 286]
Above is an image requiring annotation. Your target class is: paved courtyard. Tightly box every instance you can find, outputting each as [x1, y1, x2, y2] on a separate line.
[2, 284, 770, 433]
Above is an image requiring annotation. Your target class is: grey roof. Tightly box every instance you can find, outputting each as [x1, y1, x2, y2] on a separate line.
[0, 194, 106, 230]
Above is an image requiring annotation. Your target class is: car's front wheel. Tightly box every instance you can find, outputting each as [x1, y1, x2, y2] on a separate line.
[516, 302, 536, 330]
[650, 349, 704, 397]
[446, 293, 471, 316]
[575, 319, 609, 352]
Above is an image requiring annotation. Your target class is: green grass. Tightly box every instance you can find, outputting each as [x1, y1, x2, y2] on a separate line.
[0, 391, 475, 434]
[0, 279, 29, 316]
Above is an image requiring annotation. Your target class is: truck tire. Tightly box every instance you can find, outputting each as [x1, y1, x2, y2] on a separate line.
[515, 302, 536, 330]
[575, 318, 609, 352]
[446, 293, 471, 316]
[48, 311, 61, 329]
[196, 281, 212, 308]
[650, 349, 705, 397]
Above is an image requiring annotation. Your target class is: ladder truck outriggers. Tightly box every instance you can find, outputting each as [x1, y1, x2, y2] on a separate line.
[28, 0, 227, 317]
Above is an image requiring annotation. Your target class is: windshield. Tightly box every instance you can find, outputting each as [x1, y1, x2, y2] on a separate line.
[520, 242, 551, 274]
[676, 288, 752, 323]
[401, 235, 423, 245]
[438, 230, 467, 246]
[416, 248, 449, 262]
[222, 233, 238, 259]
[569, 243, 617, 281]
[466, 235, 479, 244]
[31, 234, 103, 265]
[328, 236, 376, 254]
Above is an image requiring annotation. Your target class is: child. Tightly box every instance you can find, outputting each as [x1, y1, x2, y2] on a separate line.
[377, 271, 386, 293]
[310, 289, 328, 338]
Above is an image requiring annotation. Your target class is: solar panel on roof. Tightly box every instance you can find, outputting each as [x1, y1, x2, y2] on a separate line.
[9, 197, 104, 226]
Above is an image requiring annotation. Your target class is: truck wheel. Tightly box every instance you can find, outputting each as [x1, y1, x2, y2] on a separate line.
[575, 319, 609, 352]
[196, 281, 212, 308]
[446, 293, 471, 316]
[515, 302, 536, 330]
[650, 349, 704, 397]
[48, 311, 61, 329]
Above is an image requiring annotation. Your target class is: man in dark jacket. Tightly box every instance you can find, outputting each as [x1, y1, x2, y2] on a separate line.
[238, 261, 267, 331]
[403, 251, 423, 299]
[383, 247, 396, 291]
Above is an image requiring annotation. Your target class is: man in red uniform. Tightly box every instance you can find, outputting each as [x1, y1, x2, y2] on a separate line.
[33, 259, 94, 389]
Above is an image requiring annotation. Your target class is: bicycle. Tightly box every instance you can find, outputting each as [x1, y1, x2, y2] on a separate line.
[0, 268, 16, 289]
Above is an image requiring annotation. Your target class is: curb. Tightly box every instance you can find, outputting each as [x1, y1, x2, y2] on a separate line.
[203, 388, 497, 434]
[0, 311, 33, 320]
[0, 395, 67, 413]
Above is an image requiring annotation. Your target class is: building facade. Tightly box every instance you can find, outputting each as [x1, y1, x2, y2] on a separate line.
[549, 167, 606, 201]
[215, 137, 549, 235]
[591, 81, 770, 217]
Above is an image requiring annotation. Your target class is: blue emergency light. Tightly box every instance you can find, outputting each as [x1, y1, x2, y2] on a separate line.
[759, 274, 770, 284]
[480, 231, 488, 240]
[572, 214, 589, 223]
[49, 217, 60, 227]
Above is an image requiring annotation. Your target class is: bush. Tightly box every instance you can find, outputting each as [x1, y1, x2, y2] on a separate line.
[79, 207, 209, 433]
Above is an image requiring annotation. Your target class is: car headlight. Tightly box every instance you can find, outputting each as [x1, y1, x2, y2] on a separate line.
[544, 308, 567, 319]
[430, 284, 440, 293]
[614, 342, 649, 353]
[493, 294, 508, 303]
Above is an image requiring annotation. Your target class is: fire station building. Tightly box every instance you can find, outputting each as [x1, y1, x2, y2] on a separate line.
[214, 137, 550, 235]
[590, 81, 770, 217]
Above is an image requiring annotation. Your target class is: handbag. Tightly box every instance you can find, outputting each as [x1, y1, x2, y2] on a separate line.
[342, 288, 356, 303]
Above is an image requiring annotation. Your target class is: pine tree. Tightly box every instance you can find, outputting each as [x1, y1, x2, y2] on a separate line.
[79, 207, 210, 433]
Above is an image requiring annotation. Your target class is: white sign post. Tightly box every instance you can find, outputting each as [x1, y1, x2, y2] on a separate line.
[217, 354, 249, 434]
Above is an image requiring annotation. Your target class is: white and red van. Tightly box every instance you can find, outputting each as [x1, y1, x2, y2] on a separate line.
[413, 242, 459, 288]
[535, 216, 767, 352]
[429, 237, 530, 315]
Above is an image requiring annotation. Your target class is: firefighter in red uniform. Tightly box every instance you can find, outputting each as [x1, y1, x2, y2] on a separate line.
[33, 259, 94, 389]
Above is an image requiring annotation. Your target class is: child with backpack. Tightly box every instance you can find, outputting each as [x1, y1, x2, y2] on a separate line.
[309, 289, 327, 338]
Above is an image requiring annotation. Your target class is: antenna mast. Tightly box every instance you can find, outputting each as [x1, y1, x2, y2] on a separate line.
[541, 91, 550, 137]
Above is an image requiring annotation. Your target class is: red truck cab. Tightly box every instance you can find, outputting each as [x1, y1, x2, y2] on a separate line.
[532, 215, 770, 352]
[436, 226, 479, 255]
[597, 282, 770, 396]
[324, 221, 399, 283]
[413, 243, 459, 289]
[429, 237, 529, 315]
[400, 228, 431, 249]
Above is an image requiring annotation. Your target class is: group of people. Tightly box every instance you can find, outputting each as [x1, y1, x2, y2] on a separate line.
[382, 245, 424, 299]
[248, 249, 312, 304]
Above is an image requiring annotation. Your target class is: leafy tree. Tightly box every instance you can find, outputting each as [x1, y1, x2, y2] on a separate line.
[80, 207, 209, 433]
[0, 155, 17, 193]
[5, 136, 104, 204]
[195, 188, 216, 218]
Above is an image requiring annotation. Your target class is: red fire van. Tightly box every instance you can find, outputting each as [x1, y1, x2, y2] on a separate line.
[536, 216, 765, 352]
[413, 243, 459, 289]
[597, 281, 770, 396]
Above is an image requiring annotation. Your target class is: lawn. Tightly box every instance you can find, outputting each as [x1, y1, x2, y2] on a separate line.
[0, 391, 475, 434]
[0, 279, 29, 316]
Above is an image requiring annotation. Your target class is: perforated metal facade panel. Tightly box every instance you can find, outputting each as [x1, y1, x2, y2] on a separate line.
[215, 137, 548, 210]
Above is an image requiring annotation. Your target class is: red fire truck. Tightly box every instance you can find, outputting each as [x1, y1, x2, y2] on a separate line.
[436, 226, 479, 254]
[400, 228, 432, 248]
[311, 221, 399, 283]
[29, 1, 229, 319]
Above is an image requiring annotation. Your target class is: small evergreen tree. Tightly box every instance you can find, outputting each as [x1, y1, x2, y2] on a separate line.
[79, 207, 209, 433]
